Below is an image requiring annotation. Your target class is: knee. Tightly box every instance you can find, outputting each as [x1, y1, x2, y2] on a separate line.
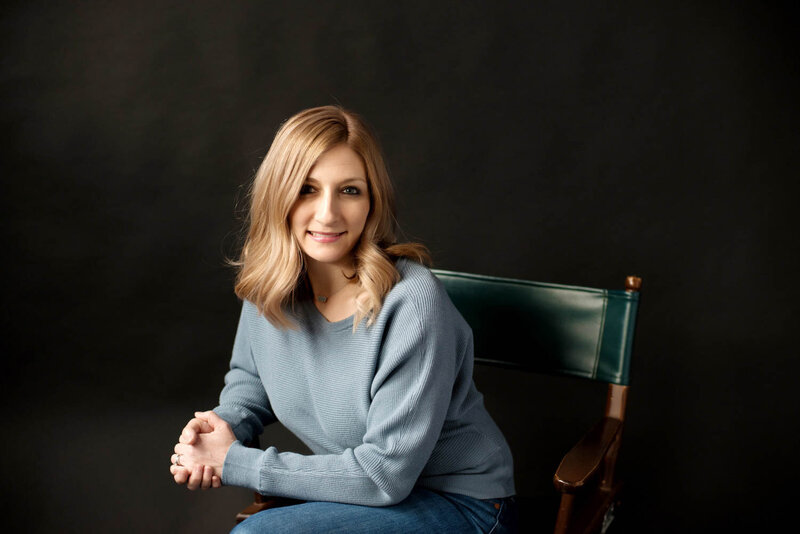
[231, 509, 296, 534]
[230, 517, 260, 534]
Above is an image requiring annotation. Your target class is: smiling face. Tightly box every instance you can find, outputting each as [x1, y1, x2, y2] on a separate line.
[289, 143, 371, 272]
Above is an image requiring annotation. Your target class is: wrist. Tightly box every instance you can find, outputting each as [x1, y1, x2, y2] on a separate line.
[220, 440, 263, 492]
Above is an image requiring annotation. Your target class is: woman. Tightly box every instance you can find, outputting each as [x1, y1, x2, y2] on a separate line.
[169, 106, 517, 533]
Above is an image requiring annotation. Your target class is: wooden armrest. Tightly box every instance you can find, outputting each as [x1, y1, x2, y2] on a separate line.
[553, 417, 622, 493]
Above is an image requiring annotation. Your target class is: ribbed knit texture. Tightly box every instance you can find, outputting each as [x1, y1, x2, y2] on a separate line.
[214, 259, 515, 506]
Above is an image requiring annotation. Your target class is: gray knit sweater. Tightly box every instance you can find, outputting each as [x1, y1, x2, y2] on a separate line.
[214, 259, 515, 506]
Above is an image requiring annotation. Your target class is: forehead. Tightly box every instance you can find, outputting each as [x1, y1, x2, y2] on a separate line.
[308, 144, 366, 180]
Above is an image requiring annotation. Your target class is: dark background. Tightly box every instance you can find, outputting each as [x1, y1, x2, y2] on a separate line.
[2, 1, 798, 532]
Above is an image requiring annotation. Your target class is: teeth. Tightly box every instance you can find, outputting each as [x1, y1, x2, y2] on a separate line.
[310, 232, 342, 237]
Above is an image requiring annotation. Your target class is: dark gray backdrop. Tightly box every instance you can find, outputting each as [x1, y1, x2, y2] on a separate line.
[2, 1, 797, 532]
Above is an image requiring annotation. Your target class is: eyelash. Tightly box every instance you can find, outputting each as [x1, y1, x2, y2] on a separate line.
[299, 185, 361, 195]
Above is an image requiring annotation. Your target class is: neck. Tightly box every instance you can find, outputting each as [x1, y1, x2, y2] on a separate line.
[305, 258, 355, 298]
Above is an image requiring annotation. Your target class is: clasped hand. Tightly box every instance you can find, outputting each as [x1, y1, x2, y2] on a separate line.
[170, 410, 235, 491]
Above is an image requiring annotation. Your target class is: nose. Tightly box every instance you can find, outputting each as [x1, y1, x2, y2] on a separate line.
[314, 189, 340, 225]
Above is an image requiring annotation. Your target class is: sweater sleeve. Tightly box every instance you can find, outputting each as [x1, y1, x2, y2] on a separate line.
[221, 283, 460, 506]
[213, 302, 277, 445]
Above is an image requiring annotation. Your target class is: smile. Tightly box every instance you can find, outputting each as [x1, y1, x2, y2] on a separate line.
[308, 231, 346, 243]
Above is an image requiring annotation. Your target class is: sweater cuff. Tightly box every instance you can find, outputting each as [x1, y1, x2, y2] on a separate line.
[212, 406, 254, 444]
[222, 440, 264, 492]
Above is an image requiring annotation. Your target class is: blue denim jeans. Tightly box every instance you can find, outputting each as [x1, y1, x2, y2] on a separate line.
[231, 488, 517, 533]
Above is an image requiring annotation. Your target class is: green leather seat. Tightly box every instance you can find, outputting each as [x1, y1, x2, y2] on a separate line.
[432, 269, 642, 534]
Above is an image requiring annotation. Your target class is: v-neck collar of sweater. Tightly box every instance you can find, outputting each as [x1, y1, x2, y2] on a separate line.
[302, 298, 357, 332]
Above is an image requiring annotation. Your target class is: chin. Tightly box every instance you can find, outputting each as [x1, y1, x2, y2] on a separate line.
[305, 250, 351, 266]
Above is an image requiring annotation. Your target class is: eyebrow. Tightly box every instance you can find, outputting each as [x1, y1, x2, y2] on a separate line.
[304, 176, 368, 184]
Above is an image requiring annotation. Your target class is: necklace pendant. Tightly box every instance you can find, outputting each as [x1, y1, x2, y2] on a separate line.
[317, 296, 328, 303]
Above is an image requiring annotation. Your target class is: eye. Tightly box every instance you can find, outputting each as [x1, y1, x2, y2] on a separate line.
[299, 184, 315, 195]
[342, 186, 361, 195]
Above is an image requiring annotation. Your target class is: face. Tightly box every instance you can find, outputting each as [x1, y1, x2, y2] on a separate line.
[289, 143, 371, 271]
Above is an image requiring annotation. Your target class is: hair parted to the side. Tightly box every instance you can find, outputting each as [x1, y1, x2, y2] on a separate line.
[233, 105, 430, 329]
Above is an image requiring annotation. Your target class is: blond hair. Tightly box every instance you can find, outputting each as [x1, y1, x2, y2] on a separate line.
[234, 105, 430, 328]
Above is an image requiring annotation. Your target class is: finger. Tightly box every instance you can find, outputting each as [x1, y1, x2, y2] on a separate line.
[180, 419, 210, 444]
[172, 446, 195, 471]
[178, 467, 191, 484]
[171, 465, 190, 485]
[179, 426, 195, 444]
[201, 465, 213, 490]
[179, 428, 196, 444]
[212, 475, 221, 489]
[187, 464, 203, 491]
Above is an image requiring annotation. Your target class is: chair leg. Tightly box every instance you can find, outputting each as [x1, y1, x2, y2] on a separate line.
[554, 493, 575, 534]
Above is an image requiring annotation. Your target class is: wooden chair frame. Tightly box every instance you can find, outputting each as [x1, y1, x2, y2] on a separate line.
[548, 275, 641, 534]
[234, 274, 642, 534]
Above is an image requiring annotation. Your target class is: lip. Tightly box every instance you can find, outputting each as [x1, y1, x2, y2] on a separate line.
[307, 231, 346, 243]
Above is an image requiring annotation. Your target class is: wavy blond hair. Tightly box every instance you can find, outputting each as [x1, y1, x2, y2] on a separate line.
[234, 105, 430, 328]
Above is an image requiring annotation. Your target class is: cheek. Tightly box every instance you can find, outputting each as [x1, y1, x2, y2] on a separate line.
[289, 203, 309, 229]
[357, 200, 371, 225]
[289, 216, 305, 239]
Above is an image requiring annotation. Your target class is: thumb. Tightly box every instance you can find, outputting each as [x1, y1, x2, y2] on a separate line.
[194, 410, 228, 430]
[180, 426, 197, 444]
[195, 410, 227, 428]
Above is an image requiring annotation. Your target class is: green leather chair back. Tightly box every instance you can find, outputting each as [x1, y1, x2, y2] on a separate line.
[432, 269, 640, 386]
